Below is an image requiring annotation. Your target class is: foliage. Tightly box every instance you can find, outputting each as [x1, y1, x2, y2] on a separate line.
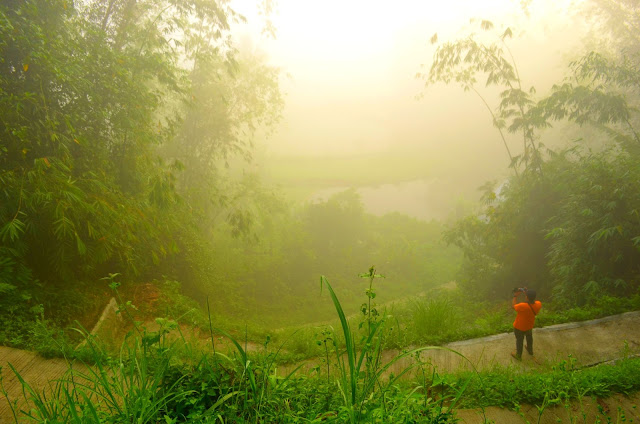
[193, 190, 462, 328]
[419, 21, 546, 175]
[533, 51, 640, 155]
[0, 0, 284, 335]
[583, 0, 640, 57]
[545, 150, 640, 302]
[429, 8, 640, 304]
[410, 296, 462, 342]
[215, 279, 640, 362]
[1, 0, 187, 281]
[443, 168, 561, 297]
[0, 268, 110, 355]
[445, 145, 640, 302]
[318, 272, 472, 423]
[6, 328, 640, 423]
[6, 269, 640, 423]
[452, 356, 640, 409]
[3, 267, 472, 424]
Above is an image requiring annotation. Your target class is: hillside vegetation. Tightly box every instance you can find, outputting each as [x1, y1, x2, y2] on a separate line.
[1, 0, 640, 422]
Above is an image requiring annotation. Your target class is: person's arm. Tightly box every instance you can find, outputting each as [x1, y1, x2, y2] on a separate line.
[512, 292, 519, 309]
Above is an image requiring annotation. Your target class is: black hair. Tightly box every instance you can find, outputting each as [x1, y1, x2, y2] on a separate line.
[526, 289, 537, 304]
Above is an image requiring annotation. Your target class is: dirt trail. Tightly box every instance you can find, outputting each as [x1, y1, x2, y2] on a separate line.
[1, 311, 639, 423]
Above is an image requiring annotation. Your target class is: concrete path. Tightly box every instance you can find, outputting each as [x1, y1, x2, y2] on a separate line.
[381, 311, 640, 375]
[1, 312, 639, 423]
[0, 348, 89, 423]
[282, 311, 640, 377]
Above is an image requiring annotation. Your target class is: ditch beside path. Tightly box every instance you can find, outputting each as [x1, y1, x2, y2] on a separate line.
[1, 311, 639, 423]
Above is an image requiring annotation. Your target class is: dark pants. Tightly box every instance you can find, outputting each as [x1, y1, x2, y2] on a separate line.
[514, 328, 533, 357]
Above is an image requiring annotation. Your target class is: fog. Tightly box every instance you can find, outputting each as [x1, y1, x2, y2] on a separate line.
[231, 0, 586, 154]
[2, 3, 639, 417]
[225, 0, 591, 219]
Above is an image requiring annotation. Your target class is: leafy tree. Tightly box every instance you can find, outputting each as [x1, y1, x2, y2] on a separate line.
[546, 149, 640, 302]
[161, 47, 284, 239]
[432, 8, 640, 304]
[0, 0, 181, 282]
[0, 0, 283, 329]
[444, 174, 559, 297]
[583, 0, 640, 56]
[419, 21, 547, 175]
[532, 52, 640, 156]
[302, 189, 366, 257]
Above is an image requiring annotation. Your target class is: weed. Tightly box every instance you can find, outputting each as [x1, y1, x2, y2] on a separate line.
[319, 269, 473, 423]
[411, 295, 461, 341]
[4, 268, 640, 423]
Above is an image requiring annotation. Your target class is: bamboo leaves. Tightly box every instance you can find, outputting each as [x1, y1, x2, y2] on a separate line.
[0, 214, 25, 242]
[0, 0, 281, 287]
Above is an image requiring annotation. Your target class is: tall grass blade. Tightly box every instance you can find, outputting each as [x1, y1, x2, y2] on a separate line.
[214, 327, 247, 365]
[207, 296, 216, 361]
[204, 391, 241, 416]
[320, 275, 356, 405]
[78, 390, 100, 422]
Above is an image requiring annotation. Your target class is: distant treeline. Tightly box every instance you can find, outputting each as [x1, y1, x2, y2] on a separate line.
[200, 189, 461, 326]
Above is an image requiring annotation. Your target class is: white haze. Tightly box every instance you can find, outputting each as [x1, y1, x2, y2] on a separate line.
[232, 0, 586, 154]
[227, 0, 590, 219]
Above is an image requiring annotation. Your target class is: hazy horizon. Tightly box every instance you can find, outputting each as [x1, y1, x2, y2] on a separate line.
[230, 0, 587, 163]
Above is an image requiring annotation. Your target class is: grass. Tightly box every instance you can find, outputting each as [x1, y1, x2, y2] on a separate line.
[449, 355, 640, 409]
[5, 347, 640, 422]
[263, 153, 439, 191]
[2, 269, 640, 423]
[410, 296, 463, 341]
[2, 270, 470, 423]
[269, 287, 640, 363]
[318, 272, 479, 423]
[273, 290, 507, 359]
[0, 280, 111, 357]
[385, 290, 640, 351]
[11, 272, 636, 366]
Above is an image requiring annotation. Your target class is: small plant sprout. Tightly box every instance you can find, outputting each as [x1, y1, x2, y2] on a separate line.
[358, 265, 385, 338]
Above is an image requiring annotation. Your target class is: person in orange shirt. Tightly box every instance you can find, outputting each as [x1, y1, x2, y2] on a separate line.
[511, 288, 542, 360]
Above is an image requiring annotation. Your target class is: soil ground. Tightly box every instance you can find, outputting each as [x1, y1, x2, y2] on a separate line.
[1, 311, 639, 423]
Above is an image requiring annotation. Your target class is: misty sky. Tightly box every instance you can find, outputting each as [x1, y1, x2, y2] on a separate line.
[230, 0, 587, 160]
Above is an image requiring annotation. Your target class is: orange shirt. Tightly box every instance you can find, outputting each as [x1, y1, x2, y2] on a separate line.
[513, 301, 542, 331]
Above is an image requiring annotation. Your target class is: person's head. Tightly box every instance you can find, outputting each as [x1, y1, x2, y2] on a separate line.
[525, 289, 537, 304]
